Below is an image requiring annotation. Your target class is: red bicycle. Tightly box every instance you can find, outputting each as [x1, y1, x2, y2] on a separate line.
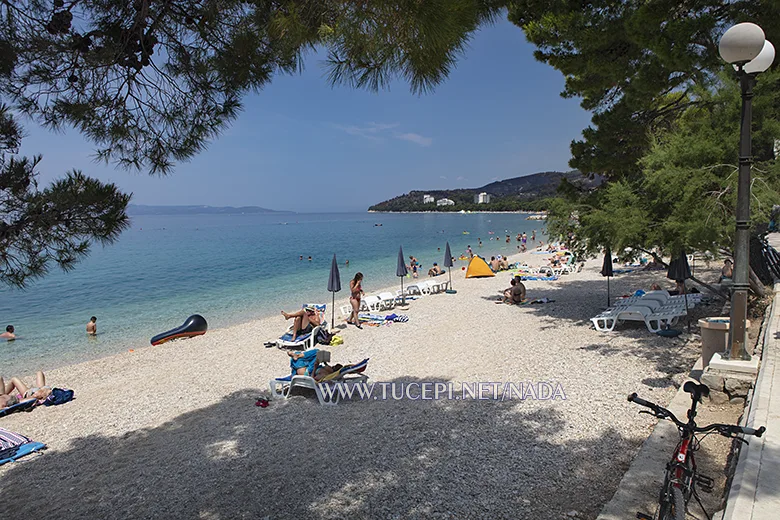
[628, 382, 765, 520]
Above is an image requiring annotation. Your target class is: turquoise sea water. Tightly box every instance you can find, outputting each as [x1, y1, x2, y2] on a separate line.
[0, 212, 545, 374]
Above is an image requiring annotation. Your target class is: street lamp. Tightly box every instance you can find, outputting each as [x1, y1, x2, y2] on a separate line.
[718, 23, 775, 360]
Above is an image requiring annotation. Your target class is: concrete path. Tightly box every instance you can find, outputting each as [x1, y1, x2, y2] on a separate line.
[722, 276, 779, 520]
[599, 235, 780, 519]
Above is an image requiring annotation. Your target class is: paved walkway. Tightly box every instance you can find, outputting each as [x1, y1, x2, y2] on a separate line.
[723, 235, 780, 519]
[599, 235, 780, 519]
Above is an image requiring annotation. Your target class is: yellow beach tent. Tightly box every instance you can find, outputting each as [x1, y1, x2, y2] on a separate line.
[465, 256, 495, 278]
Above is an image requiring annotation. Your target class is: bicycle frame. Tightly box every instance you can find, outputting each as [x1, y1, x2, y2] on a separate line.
[666, 433, 696, 501]
[628, 382, 765, 520]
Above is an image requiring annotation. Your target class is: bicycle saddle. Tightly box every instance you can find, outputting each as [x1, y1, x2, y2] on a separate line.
[683, 381, 710, 400]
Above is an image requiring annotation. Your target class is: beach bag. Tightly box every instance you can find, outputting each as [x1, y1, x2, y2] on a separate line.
[43, 388, 74, 406]
[315, 329, 333, 345]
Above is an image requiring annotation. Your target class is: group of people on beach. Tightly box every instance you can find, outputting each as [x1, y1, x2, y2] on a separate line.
[1, 317, 96, 411]
[280, 272, 365, 340]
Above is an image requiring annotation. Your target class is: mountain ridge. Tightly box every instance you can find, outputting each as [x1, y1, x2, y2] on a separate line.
[368, 170, 600, 212]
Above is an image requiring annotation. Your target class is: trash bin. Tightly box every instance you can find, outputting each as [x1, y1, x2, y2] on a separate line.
[698, 317, 751, 368]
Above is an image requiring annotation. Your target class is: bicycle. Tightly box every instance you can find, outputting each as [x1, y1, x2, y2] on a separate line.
[628, 381, 765, 520]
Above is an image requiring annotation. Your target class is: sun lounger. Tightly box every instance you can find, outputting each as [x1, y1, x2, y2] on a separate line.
[377, 292, 397, 310]
[269, 357, 369, 405]
[361, 295, 383, 311]
[278, 304, 327, 350]
[591, 305, 685, 333]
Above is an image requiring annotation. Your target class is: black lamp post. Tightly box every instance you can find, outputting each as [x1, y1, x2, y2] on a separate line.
[718, 23, 775, 360]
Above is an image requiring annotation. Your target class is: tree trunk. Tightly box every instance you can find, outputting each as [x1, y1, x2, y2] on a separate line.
[749, 267, 766, 298]
[690, 275, 728, 300]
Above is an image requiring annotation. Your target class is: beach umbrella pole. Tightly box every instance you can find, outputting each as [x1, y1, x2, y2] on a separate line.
[684, 283, 690, 333]
[331, 292, 335, 330]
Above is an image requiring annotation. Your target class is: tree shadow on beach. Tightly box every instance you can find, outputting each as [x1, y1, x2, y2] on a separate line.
[501, 273, 725, 378]
[1, 377, 642, 520]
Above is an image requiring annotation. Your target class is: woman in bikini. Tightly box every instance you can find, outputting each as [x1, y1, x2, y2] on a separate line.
[347, 272, 364, 328]
[281, 306, 321, 341]
[1, 371, 52, 408]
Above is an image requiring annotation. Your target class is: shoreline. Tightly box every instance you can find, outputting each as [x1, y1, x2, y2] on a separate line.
[6, 249, 534, 379]
[0, 250, 717, 518]
[368, 210, 545, 215]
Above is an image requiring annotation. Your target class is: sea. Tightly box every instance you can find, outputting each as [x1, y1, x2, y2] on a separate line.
[0, 212, 545, 374]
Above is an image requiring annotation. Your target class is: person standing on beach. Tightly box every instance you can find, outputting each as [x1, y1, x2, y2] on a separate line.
[1, 325, 15, 341]
[467, 246, 473, 258]
[86, 317, 97, 336]
[347, 273, 364, 328]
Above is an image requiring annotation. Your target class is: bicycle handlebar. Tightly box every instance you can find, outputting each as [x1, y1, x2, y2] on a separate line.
[627, 393, 766, 438]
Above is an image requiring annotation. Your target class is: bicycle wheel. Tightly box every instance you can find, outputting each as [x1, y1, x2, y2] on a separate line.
[657, 485, 686, 520]
[669, 486, 685, 520]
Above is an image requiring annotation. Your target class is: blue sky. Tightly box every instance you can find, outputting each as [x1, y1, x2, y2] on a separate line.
[19, 18, 592, 213]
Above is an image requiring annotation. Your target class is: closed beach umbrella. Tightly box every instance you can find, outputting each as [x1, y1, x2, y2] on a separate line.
[600, 246, 614, 307]
[327, 254, 341, 329]
[667, 250, 692, 331]
[444, 242, 454, 291]
[397, 245, 409, 305]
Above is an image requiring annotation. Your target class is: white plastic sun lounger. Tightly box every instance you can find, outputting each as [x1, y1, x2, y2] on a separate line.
[269, 358, 370, 405]
[377, 292, 397, 310]
[591, 305, 685, 333]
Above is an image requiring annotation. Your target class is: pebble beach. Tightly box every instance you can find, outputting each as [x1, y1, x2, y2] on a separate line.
[0, 251, 718, 519]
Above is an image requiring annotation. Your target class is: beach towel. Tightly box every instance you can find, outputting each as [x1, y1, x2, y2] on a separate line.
[518, 275, 559, 281]
[319, 358, 370, 382]
[520, 298, 556, 304]
[280, 330, 313, 343]
[0, 427, 46, 465]
[289, 349, 322, 376]
[0, 398, 37, 418]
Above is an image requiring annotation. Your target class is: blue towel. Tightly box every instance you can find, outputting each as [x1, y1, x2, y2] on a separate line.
[280, 330, 312, 343]
[0, 399, 37, 418]
[290, 348, 321, 376]
[0, 442, 46, 465]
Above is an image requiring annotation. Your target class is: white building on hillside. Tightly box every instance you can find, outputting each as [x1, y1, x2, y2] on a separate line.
[474, 192, 491, 204]
[436, 198, 455, 206]
[423, 194, 435, 204]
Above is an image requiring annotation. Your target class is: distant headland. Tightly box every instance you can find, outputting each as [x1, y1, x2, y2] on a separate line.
[367, 170, 602, 213]
[128, 205, 292, 216]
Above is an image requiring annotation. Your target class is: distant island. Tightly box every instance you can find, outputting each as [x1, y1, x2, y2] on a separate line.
[368, 170, 602, 212]
[128, 204, 291, 216]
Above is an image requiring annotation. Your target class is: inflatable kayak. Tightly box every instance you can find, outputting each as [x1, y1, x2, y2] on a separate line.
[151, 314, 208, 346]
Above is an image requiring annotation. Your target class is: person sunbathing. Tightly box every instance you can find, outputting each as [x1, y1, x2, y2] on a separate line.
[1, 371, 52, 407]
[281, 306, 321, 341]
[287, 349, 339, 381]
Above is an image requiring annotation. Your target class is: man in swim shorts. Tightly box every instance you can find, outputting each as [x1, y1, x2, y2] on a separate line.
[86, 316, 97, 335]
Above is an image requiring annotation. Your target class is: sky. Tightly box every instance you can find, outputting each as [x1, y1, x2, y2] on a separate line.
[18, 18, 593, 213]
